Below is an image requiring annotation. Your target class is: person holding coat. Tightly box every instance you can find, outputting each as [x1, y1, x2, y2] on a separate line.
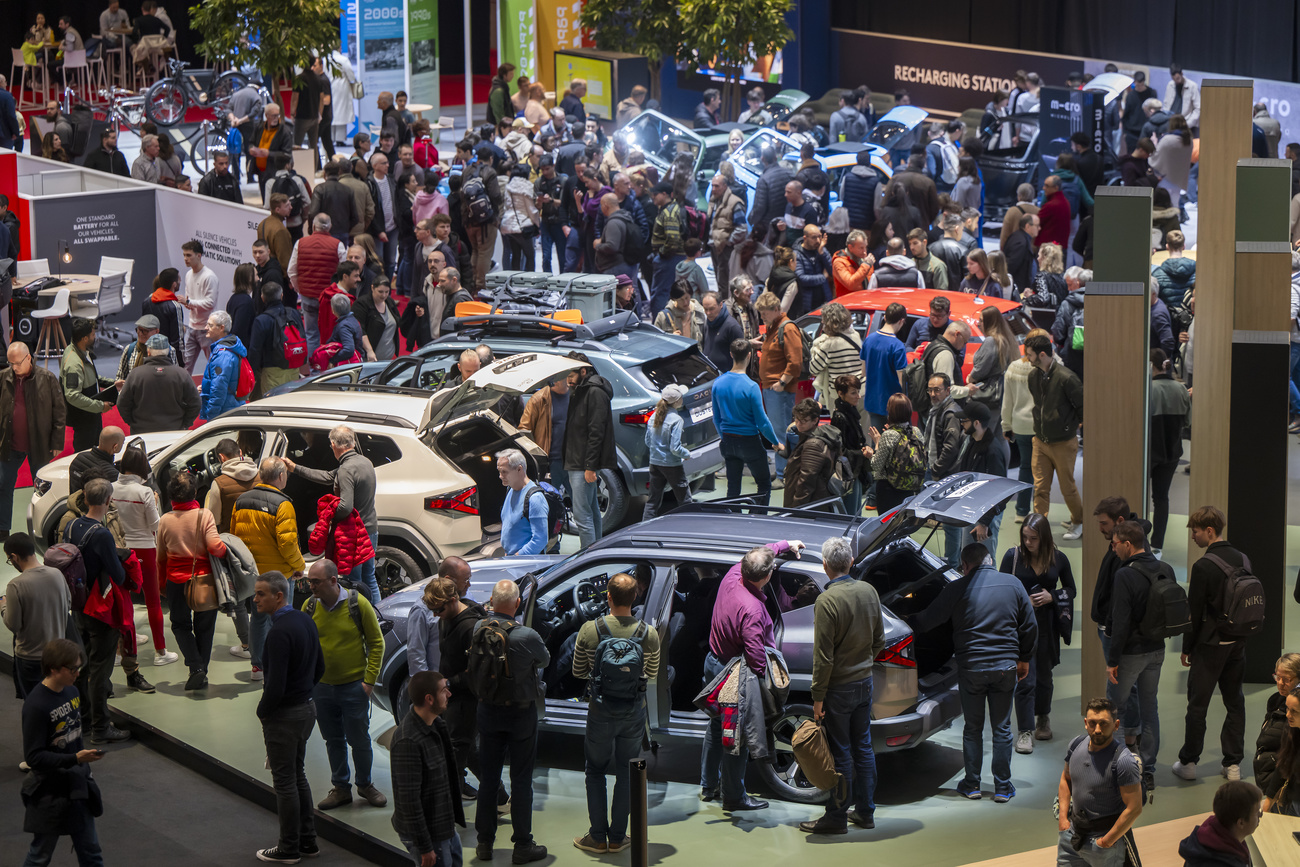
[326, 295, 364, 368]
[642, 385, 692, 521]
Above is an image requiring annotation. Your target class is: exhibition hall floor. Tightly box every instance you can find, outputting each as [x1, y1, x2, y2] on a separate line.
[2, 437, 1296, 866]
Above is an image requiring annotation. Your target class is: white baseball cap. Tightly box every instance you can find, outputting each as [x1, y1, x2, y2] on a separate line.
[660, 384, 685, 404]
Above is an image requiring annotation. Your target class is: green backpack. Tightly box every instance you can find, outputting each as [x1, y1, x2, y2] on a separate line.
[1070, 302, 1085, 351]
[881, 426, 926, 492]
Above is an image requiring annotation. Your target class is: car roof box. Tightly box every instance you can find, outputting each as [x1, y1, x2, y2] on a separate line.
[486, 270, 554, 290]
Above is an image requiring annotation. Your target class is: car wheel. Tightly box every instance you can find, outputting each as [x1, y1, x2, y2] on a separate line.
[756, 703, 831, 805]
[393, 674, 411, 724]
[597, 469, 629, 529]
[375, 546, 424, 598]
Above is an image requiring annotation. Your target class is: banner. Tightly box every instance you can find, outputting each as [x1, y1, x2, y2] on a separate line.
[408, 0, 440, 117]
[155, 187, 261, 317]
[500, 0, 537, 82]
[28, 188, 159, 296]
[340, 0, 358, 68]
[537, 0, 585, 91]
[357, 0, 409, 130]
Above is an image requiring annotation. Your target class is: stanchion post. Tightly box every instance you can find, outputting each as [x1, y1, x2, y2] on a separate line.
[629, 758, 648, 867]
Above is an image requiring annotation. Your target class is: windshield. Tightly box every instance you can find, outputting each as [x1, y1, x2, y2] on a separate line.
[636, 346, 718, 390]
[1004, 309, 1034, 338]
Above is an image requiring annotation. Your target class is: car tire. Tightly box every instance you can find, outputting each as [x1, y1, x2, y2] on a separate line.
[393, 673, 412, 724]
[756, 703, 831, 805]
[597, 469, 630, 529]
[375, 546, 425, 598]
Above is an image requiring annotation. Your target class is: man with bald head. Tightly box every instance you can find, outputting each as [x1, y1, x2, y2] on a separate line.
[0, 342, 65, 538]
[68, 426, 124, 496]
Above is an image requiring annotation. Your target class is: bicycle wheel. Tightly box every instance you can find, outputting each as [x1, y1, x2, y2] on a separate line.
[189, 128, 228, 175]
[211, 71, 249, 103]
[145, 80, 189, 126]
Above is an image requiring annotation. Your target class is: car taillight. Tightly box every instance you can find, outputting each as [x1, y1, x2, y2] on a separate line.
[425, 486, 478, 515]
[621, 409, 653, 425]
[877, 634, 916, 668]
[886, 734, 913, 747]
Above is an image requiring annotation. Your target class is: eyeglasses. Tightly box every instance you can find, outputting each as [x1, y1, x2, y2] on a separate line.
[927, 387, 945, 393]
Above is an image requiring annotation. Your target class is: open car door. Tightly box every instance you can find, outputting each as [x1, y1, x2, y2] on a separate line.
[417, 352, 590, 436]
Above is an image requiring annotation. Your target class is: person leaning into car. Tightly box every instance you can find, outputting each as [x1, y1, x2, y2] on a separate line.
[703, 539, 805, 812]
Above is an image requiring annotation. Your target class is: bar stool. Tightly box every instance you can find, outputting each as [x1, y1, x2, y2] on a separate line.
[32, 287, 71, 367]
[10, 48, 47, 110]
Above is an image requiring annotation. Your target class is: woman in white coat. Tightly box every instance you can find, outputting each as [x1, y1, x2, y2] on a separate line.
[328, 50, 357, 147]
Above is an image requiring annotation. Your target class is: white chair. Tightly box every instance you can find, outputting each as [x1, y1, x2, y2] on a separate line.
[16, 259, 51, 281]
[32, 287, 71, 366]
[99, 256, 134, 289]
[61, 50, 94, 103]
[10, 48, 47, 111]
[433, 116, 456, 144]
[73, 273, 128, 350]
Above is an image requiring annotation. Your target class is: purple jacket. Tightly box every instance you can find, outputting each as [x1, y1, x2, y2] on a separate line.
[709, 541, 789, 676]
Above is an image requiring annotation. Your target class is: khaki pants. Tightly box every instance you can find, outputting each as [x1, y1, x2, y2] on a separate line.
[1031, 436, 1083, 525]
[256, 366, 299, 400]
[467, 223, 499, 291]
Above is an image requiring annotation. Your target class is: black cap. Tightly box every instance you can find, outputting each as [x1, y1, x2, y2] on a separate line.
[651, 181, 674, 195]
[955, 402, 992, 426]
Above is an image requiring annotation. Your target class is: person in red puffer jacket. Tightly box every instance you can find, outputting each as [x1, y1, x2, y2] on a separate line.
[308, 493, 374, 575]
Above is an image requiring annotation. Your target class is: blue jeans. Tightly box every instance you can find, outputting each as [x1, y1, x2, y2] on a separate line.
[347, 529, 381, 605]
[762, 389, 796, 479]
[1013, 433, 1034, 516]
[1107, 649, 1164, 775]
[957, 667, 1017, 793]
[376, 234, 397, 277]
[549, 457, 572, 498]
[1097, 628, 1141, 730]
[313, 679, 373, 788]
[22, 800, 104, 867]
[650, 254, 685, 317]
[959, 511, 1003, 562]
[476, 701, 539, 846]
[568, 469, 602, 548]
[400, 831, 462, 867]
[1056, 828, 1126, 867]
[0, 449, 29, 533]
[584, 701, 646, 844]
[301, 298, 321, 361]
[699, 654, 749, 801]
[396, 247, 415, 296]
[540, 223, 569, 272]
[943, 524, 964, 567]
[1289, 342, 1300, 415]
[822, 676, 877, 822]
[720, 434, 772, 505]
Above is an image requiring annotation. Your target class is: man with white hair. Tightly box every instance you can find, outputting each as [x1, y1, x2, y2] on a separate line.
[117, 334, 201, 433]
[200, 310, 250, 421]
[284, 424, 380, 603]
[497, 448, 550, 555]
[132, 133, 161, 183]
[472, 579, 550, 864]
[797, 536, 884, 835]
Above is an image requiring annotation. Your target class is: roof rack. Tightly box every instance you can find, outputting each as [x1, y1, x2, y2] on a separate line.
[445, 310, 645, 343]
[228, 403, 419, 430]
[664, 500, 862, 524]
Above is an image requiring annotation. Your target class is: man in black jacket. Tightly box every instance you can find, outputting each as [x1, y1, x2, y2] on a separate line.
[309, 159, 361, 245]
[246, 103, 295, 196]
[1172, 506, 1249, 784]
[563, 352, 615, 548]
[117, 334, 201, 433]
[1088, 497, 1145, 744]
[701, 292, 743, 372]
[1003, 214, 1038, 294]
[694, 89, 722, 129]
[1070, 132, 1104, 197]
[197, 152, 242, 204]
[1024, 331, 1083, 539]
[1105, 521, 1170, 794]
[249, 283, 303, 397]
[748, 147, 795, 242]
[82, 128, 130, 177]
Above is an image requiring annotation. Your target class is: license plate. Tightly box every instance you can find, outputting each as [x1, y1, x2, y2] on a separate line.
[690, 404, 713, 424]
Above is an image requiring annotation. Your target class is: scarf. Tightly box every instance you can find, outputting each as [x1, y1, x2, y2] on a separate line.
[150, 286, 179, 303]
[170, 499, 200, 511]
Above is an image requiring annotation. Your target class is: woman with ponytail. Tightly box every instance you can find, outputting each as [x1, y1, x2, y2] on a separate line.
[642, 384, 692, 520]
[1148, 348, 1191, 552]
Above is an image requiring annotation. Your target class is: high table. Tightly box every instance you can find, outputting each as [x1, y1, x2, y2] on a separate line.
[13, 274, 104, 364]
[1252, 812, 1300, 865]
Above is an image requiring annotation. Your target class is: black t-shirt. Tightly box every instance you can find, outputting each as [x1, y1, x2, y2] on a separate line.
[22, 683, 84, 763]
[316, 72, 333, 119]
[133, 15, 169, 39]
[294, 72, 323, 119]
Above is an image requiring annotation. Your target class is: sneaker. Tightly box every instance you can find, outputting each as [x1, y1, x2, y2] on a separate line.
[1172, 761, 1196, 781]
[511, 843, 547, 864]
[771, 478, 784, 490]
[1014, 513, 1027, 523]
[1062, 524, 1084, 541]
[298, 841, 320, 857]
[1288, 420, 1300, 433]
[90, 725, 131, 744]
[136, 632, 149, 645]
[1059, 519, 1073, 529]
[497, 796, 511, 815]
[606, 838, 630, 854]
[256, 847, 301, 864]
[19, 761, 29, 771]
[475, 843, 493, 861]
[230, 645, 252, 659]
[573, 835, 608, 854]
[357, 783, 387, 807]
[847, 810, 875, 829]
[1152, 548, 1163, 560]
[1223, 764, 1242, 781]
[317, 785, 353, 810]
[1035, 715, 1053, 741]
[798, 818, 848, 834]
[154, 649, 179, 666]
[461, 780, 478, 801]
[955, 781, 981, 800]
[127, 672, 156, 693]
[993, 785, 1016, 804]
[184, 671, 208, 691]
[1015, 731, 1034, 754]
[251, 666, 264, 682]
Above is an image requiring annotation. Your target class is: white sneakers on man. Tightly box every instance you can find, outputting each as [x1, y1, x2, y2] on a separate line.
[1062, 524, 1083, 541]
[1172, 760, 1196, 781]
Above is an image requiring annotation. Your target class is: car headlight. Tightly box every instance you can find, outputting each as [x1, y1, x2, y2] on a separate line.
[33, 478, 52, 497]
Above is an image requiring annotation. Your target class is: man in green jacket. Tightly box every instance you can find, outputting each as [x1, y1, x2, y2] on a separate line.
[60, 318, 122, 452]
[1024, 332, 1084, 539]
[799, 536, 884, 835]
[487, 63, 516, 126]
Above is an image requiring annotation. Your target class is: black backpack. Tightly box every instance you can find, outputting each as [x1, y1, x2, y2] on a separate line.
[462, 169, 497, 227]
[904, 338, 953, 413]
[271, 173, 307, 219]
[467, 616, 519, 705]
[1133, 559, 1191, 640]
[521, 481, 565, 548]
[1202, 551, 1265, 639]
[615, 212, 650, 265]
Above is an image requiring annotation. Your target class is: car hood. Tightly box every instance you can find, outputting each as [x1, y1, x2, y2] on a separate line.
[36, 430, 189, 485]
[851, 472, 1030, 558]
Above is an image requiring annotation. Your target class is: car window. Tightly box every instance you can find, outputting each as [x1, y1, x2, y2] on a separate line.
[379, 352, 460, 390]
[1004, 309, 1033, 338]
[156, 428, 266, 508]
[636, 346, 717, 390]
[699, 144, 728, 176]
[868, 120, 911, 149]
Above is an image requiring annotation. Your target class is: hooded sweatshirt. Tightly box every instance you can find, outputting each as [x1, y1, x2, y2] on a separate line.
[201, 335, 250, 421]
[205, 456, 259, 533]
[868, 254, 925, 289]
[411, 188, 449, 224]
[1176, 816, 1250, 867]
[140, 285, 185, 359]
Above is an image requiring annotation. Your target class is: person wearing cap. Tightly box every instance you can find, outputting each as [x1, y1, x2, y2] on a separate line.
[953, 401, 1009, 558]
[642, 384, 692, 520]
[535, 153, 570, 273]
[117, 334, 201, 434]
[115, 314, 177, 381]
[649, 181, 687, 316]
[0, 342, 65, 540]
[613, 273, 649, 320]
[60, 318, 124, 452]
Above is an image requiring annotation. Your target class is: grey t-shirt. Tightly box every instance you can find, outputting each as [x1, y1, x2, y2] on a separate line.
[1067, 738, 1141, 822]
[549, 390, 570, 460]
[376, 305, 397, 360]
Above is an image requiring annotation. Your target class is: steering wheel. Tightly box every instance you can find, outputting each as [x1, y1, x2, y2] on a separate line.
[571, 579, 606, 623]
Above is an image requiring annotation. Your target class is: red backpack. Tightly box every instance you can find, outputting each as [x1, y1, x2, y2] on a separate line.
[273, 308, 309, 369]
[234, 357, 256, 400]
[683, 204, 709, 241]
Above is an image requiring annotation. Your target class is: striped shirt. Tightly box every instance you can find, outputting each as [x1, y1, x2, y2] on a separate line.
[572, 614, 661, 681]
[811, 332, 864, 396]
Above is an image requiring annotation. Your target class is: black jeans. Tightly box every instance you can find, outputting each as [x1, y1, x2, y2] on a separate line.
[822, 676, 877, 823]
[1014, 609, 1057, 731]
[642, 463, 690, 521]
[502, 231, 536, 271]
[720, 433, 771, 505]
[74, 612, 118, 734]
[476, 702, 538, 846]
[1179, 641, 1247, 767]
[261, 702, 318, 857]
[445, 692, 479, 783]
[14, 655, 43, 699]
[164, 580, 217, 674]
[1149, 459, 1179, 549]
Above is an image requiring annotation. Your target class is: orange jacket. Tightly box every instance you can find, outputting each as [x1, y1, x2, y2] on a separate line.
[832, 250, 873, 298]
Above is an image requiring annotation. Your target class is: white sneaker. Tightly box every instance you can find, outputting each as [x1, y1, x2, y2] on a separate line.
[251, 666, 264, 682]
[154, 650, 179, 666]
[230, 645, 252, 659]
[1151, 548, 1163, 560]
[1014, 731, 1034, 754]
[136, 632, 149, 646]
[19, 761, 30, 771]
[1222, 764, 1241, 781]
[1062, 524, 1084, 541]
[1172, 760, 1196, 781]
[114, 654, 122, 666]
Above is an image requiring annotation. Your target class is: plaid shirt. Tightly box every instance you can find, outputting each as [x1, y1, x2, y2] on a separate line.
[389, 710, 463, 853]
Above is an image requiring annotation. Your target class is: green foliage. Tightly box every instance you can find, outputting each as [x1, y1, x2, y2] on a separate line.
[679, 0, 793, 116]
[189, 0, 341, 105]
[578, 0, 683, 100]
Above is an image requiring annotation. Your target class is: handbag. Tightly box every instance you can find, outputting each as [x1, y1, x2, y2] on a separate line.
[182, 512, 218, 612]
[351, 80, 365, 100]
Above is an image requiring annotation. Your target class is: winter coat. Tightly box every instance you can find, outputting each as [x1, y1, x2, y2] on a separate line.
[1256, 691, 1289, 797]
[832, 249, 873, 297]
[700, 303, 745, 374]
[563, 374, 617, 473]
[231, 484, 306, 578]
[1151, 133, 1193, 191]
[839, 164, 879, 231]
[500, 174, 541, 235]
[203, 457, 258, 533]
[924, 396, 963, 479]
[952, 337, 1009, 421]
[1177, 816, 1250, 867]
[873, 202, 925, 248]
[708, 188, 747, 249]
[0, 366, 65, 470]
[784, 424, 842, 507]
[829, 107, 868, 143]
[1025, 272, 1067, 310]
[654, 300, 707, 346]
[1002, 229, 1035, 293]
[1149, 374, 1190, 465]
[1163, 78, 1201, 128]
[930, 237, 971, 288]
[1119, 154, 1154, 187]
[748, 164, 796, 239]
[156, 503, 227, 585]
[793, 245, 834, 313]
[200, 335, 249, 421]
[111, 473, 160, 548]
[118, 355, 201, 434]
[328, 313, 364, 366]
[766, 265, 799, 315]
[1052, 291, 1086, 379]
[868, 254, 925, 289]
[1152, 206, 1182, 248]
[211, 533, 259, 611]
[308, 492, 375, 573]
[1153, 256, 1196, 309]
[955, 433, 1009, 524]
[893, 169, 941, 226]
[1151, 297, 1177, 357]
[1052, 169, 1093, 218]
[1037, 191, 1071, 251]
[694, 648, 790, 760]
[1028, 359, 1083, 443]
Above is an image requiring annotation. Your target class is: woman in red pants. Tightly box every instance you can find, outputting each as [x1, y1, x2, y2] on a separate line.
[111, 447, 176, 665]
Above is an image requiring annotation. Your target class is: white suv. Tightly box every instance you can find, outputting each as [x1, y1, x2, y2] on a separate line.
[29, 353, 586, 594]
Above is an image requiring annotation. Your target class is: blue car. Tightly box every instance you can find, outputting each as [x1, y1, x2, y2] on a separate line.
[729, 127, 893, 215]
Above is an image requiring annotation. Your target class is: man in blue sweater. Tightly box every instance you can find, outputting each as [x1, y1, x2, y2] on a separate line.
[497, 448, 550, 555]
[711, 339, 780, 505]
[909, 543, 1037, 803]
[255, 571, 326, 864]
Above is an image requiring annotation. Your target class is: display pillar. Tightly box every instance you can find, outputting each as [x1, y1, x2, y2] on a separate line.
[1188, 80, 1253, 573]
[1229, 159, 1291, 681]
[1080, 186, 1153, 711]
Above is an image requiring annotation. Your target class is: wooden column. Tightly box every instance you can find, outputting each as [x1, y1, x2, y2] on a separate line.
[1080, 186, 1153, 709]
[1229, 159, 1291, 681]
[1188, 80, 1253, 572]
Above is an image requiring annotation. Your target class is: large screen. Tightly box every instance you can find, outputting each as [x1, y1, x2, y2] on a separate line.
[555, 52, 615, 119]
